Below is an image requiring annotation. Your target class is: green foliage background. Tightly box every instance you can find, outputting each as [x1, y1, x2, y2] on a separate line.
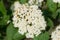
[0, 0, 60, 40]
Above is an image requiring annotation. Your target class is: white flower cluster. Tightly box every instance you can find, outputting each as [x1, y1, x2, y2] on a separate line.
[51, 25, 60, 40]
[53, 0, 60, 3]
[28, 0, 43, 6]
[12, 1, 46, 38]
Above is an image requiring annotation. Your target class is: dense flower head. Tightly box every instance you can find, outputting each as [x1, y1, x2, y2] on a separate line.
[53, 0, 60, 3]
[12, 1, 46, 38]
[51, 25, 60, 40]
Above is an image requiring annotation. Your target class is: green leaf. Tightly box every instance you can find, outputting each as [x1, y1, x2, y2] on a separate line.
[0, 15, 9, 25]
[6, 22, 18, 40]
[0, 0, 10, 25]
[6, 22, 25, 40]
[0, 0, 7, 15]
[19, 0, 28, 4]
[0, 39, 2, 40]
[45, 17, 54, 31]
[57, 9, 60, 21]
[52, 9, 60, 19]
[58, 13, 60, 18]
[52, 12, 58, 19]
[47, 0, 57, 19]
[56, 9, 60, 13]
[0, 33, 1, 37]
[47, 0, 57, 12]
[3, 37, 7, 40]
[7, 0, 15, 4]
[33, 32, 50, 40]
[13, 32, 25, 40]
[47, 18, 54, 27]
[58, 3, 60, 8]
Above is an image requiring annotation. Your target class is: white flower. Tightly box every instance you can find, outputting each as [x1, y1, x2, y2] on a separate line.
[11, 1, 21, 11]
[51, 25, 60, 40]
[38, 0, 43, 2]
[53, 0, 60, 3]
[12, 1, 46, 38]
[28, 0, 43, 6]
[26, 33, 34, 38]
